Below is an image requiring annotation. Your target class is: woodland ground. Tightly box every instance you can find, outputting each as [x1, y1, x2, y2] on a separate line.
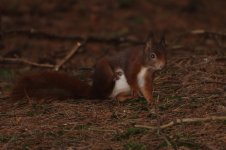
[0, 0, 226, 149]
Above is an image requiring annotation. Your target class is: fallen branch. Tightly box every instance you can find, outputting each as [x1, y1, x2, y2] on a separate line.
[54, 42, 82, 71]
[2, 29, 143, 45]
[190, 29, 226, 38]
[0, 42, 82, 70]
[135, 116, 226, 130]
[88, 127, 117, 133]
[172, 29, 226, 48]
[0, 55, 93, 70]
[0, 56, 55, 68]
[174, 29, 226, 40]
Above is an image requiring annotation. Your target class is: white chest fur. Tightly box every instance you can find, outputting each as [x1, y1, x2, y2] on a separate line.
[137, 67, 148, 88]
[110, 67, 149, 98]
[111, 69, 130, 97]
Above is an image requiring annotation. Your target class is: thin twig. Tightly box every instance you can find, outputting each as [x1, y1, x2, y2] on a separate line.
[0, 56, 55, 68]
[0, 42, 83, 70]
[88, 127, 117, 133]
[54, 42, 82, 71]
[135, 116, 226, 130]
[190, 29, 226, 38]
[172, 29, 226, 48]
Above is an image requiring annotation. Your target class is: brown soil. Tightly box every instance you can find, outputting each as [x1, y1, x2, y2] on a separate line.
[0, 0, 226, 149]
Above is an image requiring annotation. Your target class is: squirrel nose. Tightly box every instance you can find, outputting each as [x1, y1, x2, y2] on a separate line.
[158, 65, 163, 70]
[157, 62, 165, 70]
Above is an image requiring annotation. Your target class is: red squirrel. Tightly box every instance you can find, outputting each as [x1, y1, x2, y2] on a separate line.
[11, 33, 166, 105]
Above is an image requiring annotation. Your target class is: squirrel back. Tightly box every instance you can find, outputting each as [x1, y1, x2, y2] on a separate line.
[11, 71, 91, 101]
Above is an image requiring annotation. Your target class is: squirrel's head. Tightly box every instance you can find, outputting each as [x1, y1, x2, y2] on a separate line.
[143, 33, 166, 70]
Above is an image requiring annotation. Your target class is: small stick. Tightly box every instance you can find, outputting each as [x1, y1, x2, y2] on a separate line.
[88, 127, 117, 133]
[0, 56, 54, 68]
[54, 42, 81, 71]
[135, 116, 226, 130]
[190, 29, 226, 38]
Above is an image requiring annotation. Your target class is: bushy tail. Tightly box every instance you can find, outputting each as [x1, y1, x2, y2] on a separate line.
[11, 72, 91, 102]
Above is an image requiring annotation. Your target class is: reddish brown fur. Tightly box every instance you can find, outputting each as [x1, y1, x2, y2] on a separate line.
[141, 70, 154, 104]
[115, 92, 134, 102]
[11, 35, 166, 104]
[91, 58, 115, 99]
[124, 48, 144, 97]
[11, 72, 91, 101]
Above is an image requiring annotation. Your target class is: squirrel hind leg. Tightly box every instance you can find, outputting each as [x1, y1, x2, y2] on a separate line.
[91, 59, 116, 99]
[115, 92, 133, 102]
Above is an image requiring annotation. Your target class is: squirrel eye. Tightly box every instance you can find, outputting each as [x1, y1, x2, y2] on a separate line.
[150, 53, 156, 59]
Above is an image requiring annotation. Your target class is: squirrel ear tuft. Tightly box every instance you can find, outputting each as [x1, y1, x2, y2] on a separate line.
[145, 31, 154, 50]
[160, 33, 166, 48]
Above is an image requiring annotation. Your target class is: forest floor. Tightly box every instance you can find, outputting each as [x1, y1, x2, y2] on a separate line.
[0, 0, 226, 149]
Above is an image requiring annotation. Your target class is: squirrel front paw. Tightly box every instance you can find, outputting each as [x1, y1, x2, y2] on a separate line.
[113, 71, 123, 81]
[147, 100, 154, 107]
[131, 89, 142, 99]
[145, 96, 155, 107]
